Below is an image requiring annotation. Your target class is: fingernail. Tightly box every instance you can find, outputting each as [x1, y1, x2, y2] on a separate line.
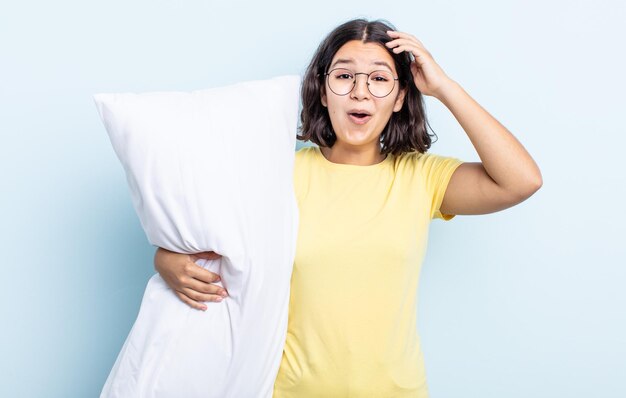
[216, 297, 223, 302]
[200, 306, 207, 311]
[220, 291, 228, 297]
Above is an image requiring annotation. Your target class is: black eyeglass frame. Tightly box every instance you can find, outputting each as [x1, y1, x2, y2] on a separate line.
[321, 68, 400, 98]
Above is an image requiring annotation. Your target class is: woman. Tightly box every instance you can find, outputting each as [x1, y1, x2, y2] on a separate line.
[155, 18, 542, 397]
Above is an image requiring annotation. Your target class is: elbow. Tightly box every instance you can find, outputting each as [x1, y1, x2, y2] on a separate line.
[529, 169, 543, 194]
[516, 171, 543, 201]
[533, 173, 543, 192]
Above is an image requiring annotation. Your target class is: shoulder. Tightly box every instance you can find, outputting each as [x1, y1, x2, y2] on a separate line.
[294, 145, 320, 168]
[392, 150, 454, 173]
[293, 145, 318, 179]
[394, 150, 456, 164]
[394, 151, 462, 171]
[293, 146, 318, 202]
[294, 146, 317, 168]
[295, 145, 316, 160]
[392, 151, 464, 193]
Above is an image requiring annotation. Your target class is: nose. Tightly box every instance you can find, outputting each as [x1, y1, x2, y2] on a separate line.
[351, 73, 370, 99]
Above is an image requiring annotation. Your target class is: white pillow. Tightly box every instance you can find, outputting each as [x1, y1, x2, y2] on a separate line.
[94, 75, 300, 398]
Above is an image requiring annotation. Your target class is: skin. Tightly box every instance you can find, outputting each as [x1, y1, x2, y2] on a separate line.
[319, 40, 406, 166]
[154, 30, 543, 311]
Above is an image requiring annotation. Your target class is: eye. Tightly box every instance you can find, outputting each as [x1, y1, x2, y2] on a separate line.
[370, 72, 391, 82]
[330, 69, 354, 80]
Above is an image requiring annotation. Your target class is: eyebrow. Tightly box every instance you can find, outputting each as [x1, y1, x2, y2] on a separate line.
[330, 58, 394, 72]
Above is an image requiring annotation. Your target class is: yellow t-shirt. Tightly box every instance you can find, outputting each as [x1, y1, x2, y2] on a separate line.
[273, 146, 463, 398]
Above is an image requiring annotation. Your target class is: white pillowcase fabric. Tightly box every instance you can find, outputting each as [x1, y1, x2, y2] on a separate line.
[94, 75, 300, 398]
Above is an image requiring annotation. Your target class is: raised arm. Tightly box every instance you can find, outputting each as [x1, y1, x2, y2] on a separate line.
[386, 30, 542, 215]
[436, 81, 542, 215]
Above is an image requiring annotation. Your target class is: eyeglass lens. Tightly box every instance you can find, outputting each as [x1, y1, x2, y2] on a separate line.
[327, 68, 395, 98]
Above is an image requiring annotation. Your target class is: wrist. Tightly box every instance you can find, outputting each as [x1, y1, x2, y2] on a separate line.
[434, 78, 462, 103]
[154, 247, 166, 272]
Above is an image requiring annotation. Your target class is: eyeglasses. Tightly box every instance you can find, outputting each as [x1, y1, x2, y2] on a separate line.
[323, 68, 399, 98]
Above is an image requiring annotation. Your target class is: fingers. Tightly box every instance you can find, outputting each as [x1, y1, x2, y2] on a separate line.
[154, 248, 227, 311]
[183, 260, 228, 299]
[180, 284, 226, 304]
[386, 39, 427, 55]
[172, 270, 228, 311]
[386, 30, 425, 48]
[186, 277, 228, 299]
[385, 31, 431, 62]
[175, 290, 209, 311]
[186, 261, 222, 283]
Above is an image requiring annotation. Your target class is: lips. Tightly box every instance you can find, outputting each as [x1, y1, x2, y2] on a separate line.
[347, 109, 373, 125]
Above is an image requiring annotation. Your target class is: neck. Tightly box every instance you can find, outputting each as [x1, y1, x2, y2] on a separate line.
[320, 142, 386, 166]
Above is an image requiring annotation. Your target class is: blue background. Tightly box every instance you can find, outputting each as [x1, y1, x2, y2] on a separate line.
[1, 1, 625, 397]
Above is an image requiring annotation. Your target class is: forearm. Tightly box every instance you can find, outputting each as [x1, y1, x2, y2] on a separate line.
[435, 80, 542, 196]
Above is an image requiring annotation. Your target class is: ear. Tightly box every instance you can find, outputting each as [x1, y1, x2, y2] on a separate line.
[393, 87, 406, 112]
[321, 87, 328, 107]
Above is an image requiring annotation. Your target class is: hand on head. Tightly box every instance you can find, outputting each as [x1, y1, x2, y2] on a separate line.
[385, 30, 452, 98]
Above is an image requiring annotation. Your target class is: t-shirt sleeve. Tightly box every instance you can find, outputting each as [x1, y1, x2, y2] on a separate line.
[293, 147, 313, 206]
[419, 152, 464, 221]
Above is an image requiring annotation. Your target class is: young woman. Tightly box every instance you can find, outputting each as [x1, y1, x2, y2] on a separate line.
[154, 18, 542, 397]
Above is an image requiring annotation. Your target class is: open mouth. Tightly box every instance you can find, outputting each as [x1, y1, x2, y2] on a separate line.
[348, 112, 372, 124]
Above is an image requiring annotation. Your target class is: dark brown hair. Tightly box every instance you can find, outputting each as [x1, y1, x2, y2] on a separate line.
[297, 18, 436, 155]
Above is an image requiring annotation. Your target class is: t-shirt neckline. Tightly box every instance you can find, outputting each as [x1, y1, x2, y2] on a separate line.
[313, 146, 392, 171]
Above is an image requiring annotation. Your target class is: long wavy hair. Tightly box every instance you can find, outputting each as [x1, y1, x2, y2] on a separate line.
[297, 18, 436, 155]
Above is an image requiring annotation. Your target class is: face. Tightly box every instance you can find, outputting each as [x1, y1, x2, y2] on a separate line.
[321, 40, 406, 150]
